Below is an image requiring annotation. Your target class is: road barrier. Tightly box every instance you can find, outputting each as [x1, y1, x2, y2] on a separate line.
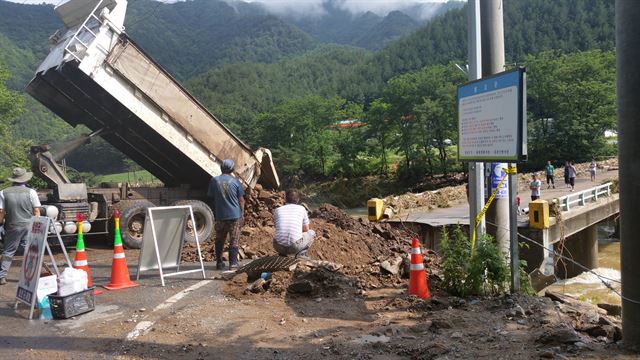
[554, 182, 613, 212]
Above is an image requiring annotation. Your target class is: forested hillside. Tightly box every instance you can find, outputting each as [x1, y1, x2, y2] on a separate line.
[0, 0, 617, 181]
[125, 0, 319, 81]
[189, 0, 615, 131]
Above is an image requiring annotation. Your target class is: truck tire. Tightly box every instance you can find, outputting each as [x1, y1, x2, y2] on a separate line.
[113, 200, 154, 249]
[171, 200, 214, 243]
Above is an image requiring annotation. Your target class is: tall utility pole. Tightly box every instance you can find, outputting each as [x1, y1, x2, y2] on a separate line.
[480, 0, 510, 261]
[616, 0, 640, 351]
[467, 0, 484, 242]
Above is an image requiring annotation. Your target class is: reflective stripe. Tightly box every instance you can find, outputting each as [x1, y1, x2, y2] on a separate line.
[410, 247, 421, 254]
[113, 253, 126, 259]
[76, 249, 85, 253]
[74, 260, 88, 266]
[410, 263, 424, 271]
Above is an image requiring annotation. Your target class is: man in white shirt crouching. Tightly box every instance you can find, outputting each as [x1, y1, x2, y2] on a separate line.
[273, 188, 315, 259]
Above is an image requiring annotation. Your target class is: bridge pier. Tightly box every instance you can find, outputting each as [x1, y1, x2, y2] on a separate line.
[555, 224, 599, 279]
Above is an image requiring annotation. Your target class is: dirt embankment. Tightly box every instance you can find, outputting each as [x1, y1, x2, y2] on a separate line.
[178, 183, 629, 359]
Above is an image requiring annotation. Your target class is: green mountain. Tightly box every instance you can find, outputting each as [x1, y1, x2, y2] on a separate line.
[125, 0, 319, 81]
[188, 0, 615, 134]
[0, 0, 616, 175]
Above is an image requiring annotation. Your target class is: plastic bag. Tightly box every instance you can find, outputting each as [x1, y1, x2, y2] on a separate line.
[57, 267, 88, 297]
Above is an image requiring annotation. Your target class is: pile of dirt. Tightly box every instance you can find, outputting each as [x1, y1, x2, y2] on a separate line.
[215, 200, 439, 300]
[243, 184, 285, 228]
[382, 185, 467, 214]
[180, 187, 440, 299]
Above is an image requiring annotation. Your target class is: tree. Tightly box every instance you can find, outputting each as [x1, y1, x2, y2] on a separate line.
[382, 63, 465, 178]
[0, 62, 27, 175]
[252, 95, 361, 181]
[524, 50, 616, 167]
[364, 99, 392, 175]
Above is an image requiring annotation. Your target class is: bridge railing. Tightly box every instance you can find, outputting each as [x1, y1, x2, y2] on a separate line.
[553, 182, 613, 212]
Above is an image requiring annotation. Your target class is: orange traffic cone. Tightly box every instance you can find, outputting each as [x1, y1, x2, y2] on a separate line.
[408, 237, 430, 299]
[73, 213, 102, 295]
[103, 210, 138, 290]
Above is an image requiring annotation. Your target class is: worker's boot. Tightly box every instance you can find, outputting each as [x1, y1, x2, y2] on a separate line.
[215, 242, 226, 270]
[229, 247, 239, 270]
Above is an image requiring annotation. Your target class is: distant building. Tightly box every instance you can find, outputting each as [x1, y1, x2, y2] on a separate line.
[329, 119, 363, 129]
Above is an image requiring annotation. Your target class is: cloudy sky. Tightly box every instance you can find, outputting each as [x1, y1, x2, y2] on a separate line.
[9, 0, 453, 17]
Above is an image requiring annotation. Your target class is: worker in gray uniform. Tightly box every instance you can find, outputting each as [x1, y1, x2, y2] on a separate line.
[0, 168, 41, 285]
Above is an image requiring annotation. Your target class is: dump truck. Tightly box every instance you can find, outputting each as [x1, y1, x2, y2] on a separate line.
[25, 0, 280, 248]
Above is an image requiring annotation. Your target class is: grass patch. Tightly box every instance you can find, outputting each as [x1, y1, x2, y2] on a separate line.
[96, 170, 160, 185]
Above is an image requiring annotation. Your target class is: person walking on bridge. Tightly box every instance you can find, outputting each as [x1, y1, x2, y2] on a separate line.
[529, 173, 542, 201]
[563, 161, 571, 189]
[207, 159, 245, 270]
[0, 168, 41, 285]
[589, 158, 597, 182]
[568, 161, 577, 192]
[545, 160, 555, 189]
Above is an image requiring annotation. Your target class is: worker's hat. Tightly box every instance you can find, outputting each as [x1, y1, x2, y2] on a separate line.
[8, 167, 33, 183]
[221, 159, 235, 173]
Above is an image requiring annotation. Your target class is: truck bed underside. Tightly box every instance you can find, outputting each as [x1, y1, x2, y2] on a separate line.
[27, 62, 212, 188]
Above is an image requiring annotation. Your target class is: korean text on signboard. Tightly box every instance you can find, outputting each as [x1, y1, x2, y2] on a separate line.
[457, 68, 527, 162]
[16, 217, 49, 306]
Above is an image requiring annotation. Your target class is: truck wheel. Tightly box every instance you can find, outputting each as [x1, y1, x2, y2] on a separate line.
[171, 200, 214, 243]
[114, 200, 154, 249]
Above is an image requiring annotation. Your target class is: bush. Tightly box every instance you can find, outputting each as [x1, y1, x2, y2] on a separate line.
[440, 225, 509, 296]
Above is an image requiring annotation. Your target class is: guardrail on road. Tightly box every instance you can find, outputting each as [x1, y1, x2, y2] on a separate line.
[554, 182, 613, 212]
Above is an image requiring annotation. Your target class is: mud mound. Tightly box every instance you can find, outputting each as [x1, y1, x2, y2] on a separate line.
[382, 185, 467, 214]
[311, 204, 360, 230]
[243, 185, 285, 228]
[182, 188, 438, 300]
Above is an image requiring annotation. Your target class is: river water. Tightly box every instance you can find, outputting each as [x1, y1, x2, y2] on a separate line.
[547, 221, 621, 305]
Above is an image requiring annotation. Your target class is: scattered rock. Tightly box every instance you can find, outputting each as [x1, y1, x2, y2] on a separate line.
[380, 257, 402, 275]
[537, 327, 581, 345]
[450, 331, 463, 339]
[431, 319, 453, 330]
[246, 278, 268, 293]
[288, 280, 315, 294]
[409, 321, 432, 333]
[513, 304, 526, 318]
[597, 303, 621, 317]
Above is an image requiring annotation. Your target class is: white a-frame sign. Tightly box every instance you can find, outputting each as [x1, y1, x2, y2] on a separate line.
[15, 216, 72, 320]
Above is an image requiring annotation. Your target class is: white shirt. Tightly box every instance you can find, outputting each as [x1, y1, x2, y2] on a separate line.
[274, 204, 309, 246]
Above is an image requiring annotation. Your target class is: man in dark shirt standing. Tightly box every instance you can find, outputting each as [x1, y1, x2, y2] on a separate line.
[207, 159, 245, 270]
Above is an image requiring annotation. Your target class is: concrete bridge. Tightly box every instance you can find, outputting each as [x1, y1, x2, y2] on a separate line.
[387, 171, 619, 279]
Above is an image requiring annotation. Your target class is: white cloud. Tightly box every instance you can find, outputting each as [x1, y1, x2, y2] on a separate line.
[7, 0, 456, 20]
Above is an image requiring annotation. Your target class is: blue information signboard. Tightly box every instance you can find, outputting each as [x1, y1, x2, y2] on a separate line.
[457, 68, 527, 162]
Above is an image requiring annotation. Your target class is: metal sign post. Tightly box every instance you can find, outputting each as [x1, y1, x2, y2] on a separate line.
[458, 68, 527, 292]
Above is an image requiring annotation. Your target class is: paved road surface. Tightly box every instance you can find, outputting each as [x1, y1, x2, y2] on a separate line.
[389, 169, 619, 227]
[0, 242, 226, 358]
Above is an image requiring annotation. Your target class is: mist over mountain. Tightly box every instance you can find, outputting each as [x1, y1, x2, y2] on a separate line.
[0, 0, 615, 175]
[0, 0, 460, 83]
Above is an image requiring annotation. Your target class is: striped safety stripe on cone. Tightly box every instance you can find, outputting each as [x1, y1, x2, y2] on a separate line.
[408, 237, 430, 299]
[73, 213, 102, 294]
[103, 209, 138, 290]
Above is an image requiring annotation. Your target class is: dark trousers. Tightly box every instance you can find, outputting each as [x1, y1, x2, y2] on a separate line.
[0, 227, 29, 279]
[214, 219, 241, 264]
